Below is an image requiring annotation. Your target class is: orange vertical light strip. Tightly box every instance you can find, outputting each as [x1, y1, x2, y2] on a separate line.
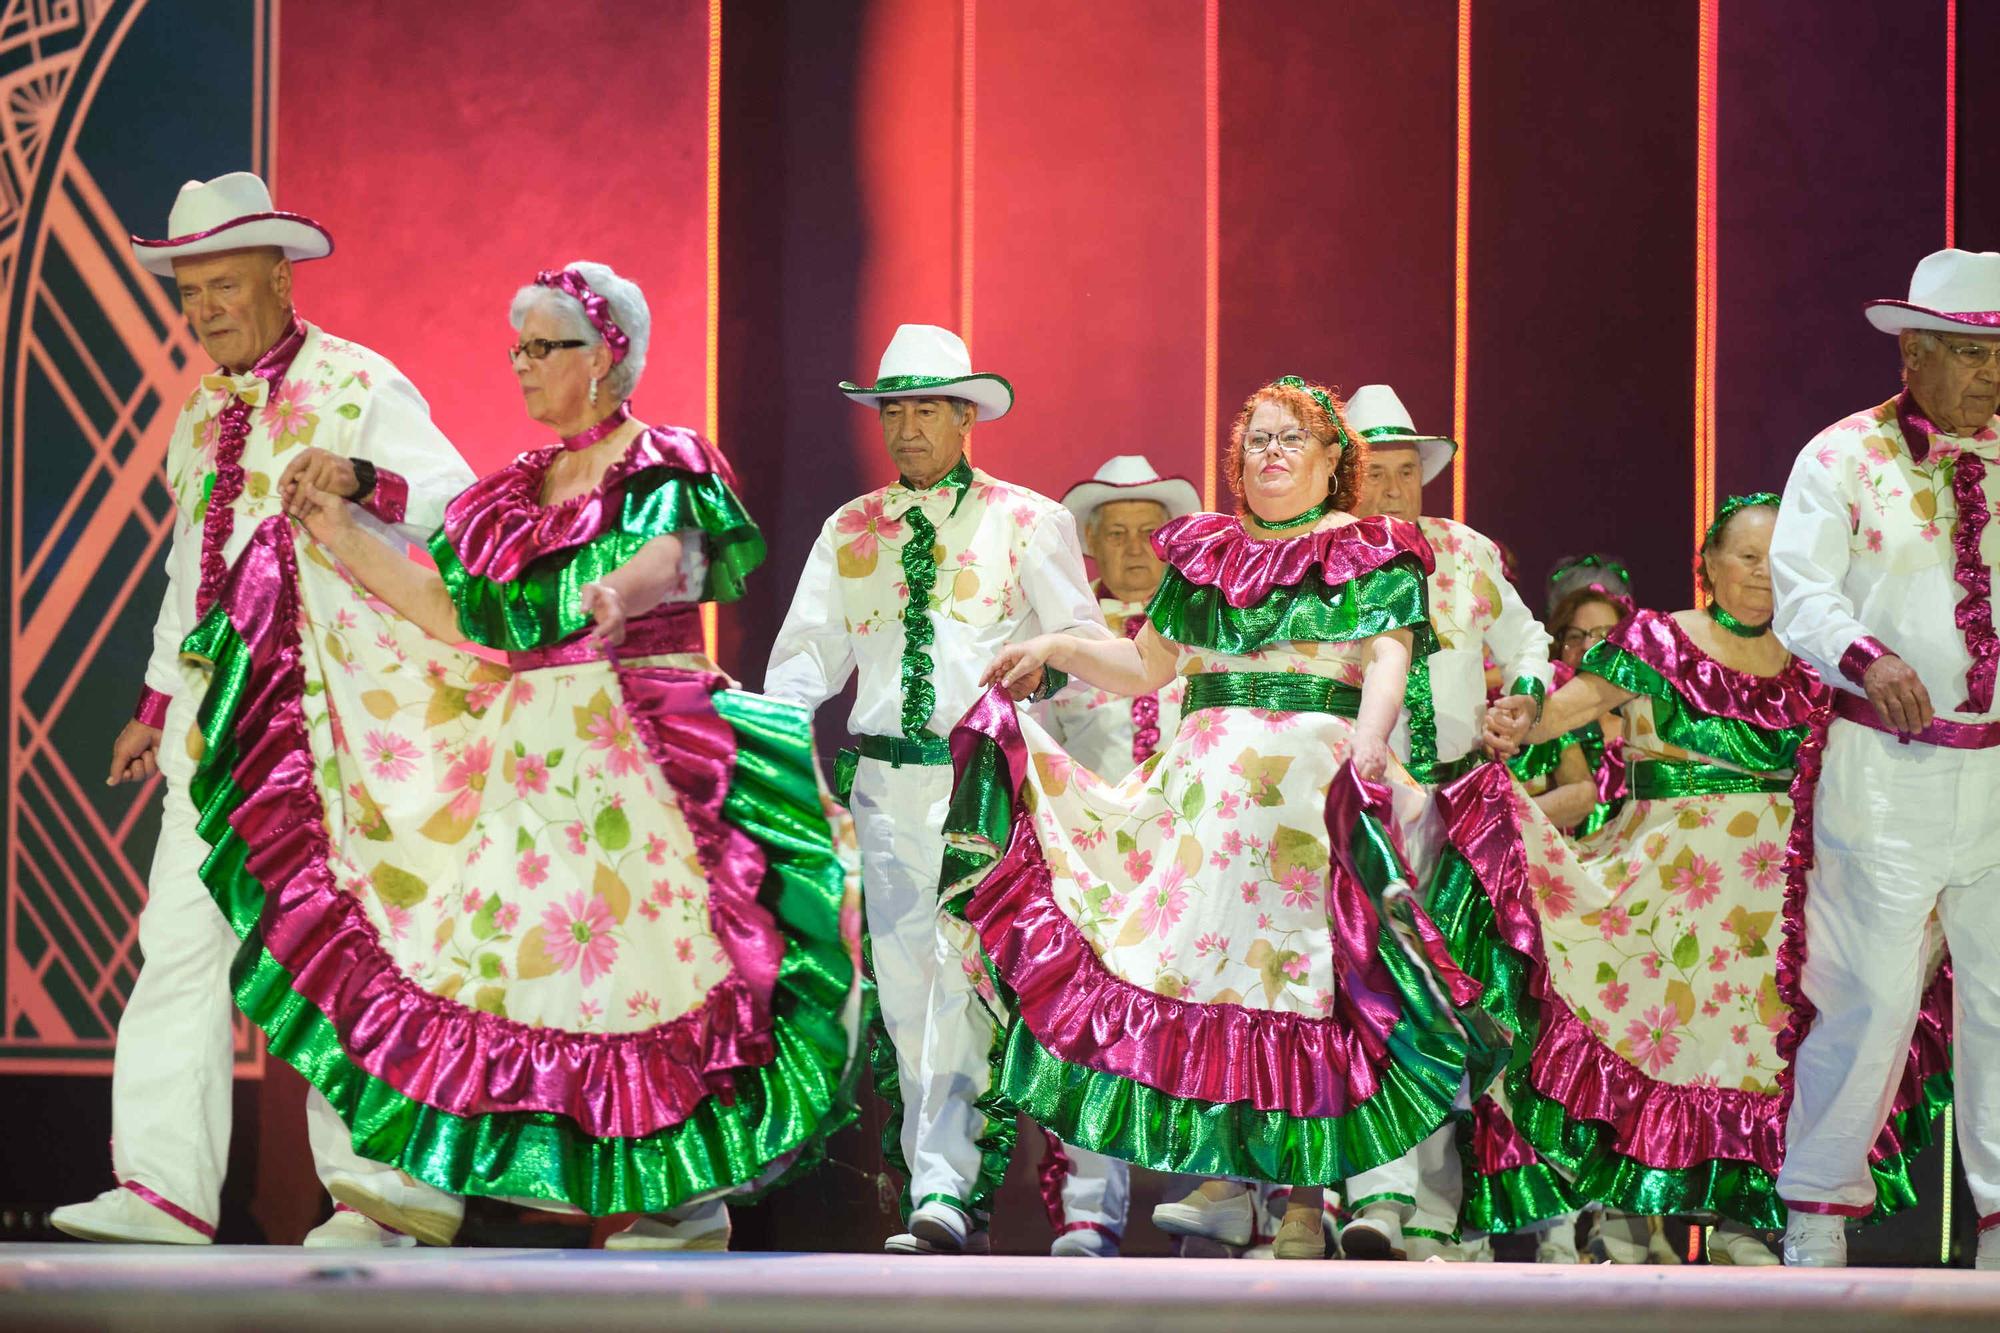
[959, 0, 977, 348]
[1693, 0, 1718, 603]
[702, 0, 721, 658]
[1946, 0, 1958, 246]
[1202, 0, 1219, 512]
[1452, 0, 1471, 524]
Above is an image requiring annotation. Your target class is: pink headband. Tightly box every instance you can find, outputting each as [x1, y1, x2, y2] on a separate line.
[535, 268, 629, 364]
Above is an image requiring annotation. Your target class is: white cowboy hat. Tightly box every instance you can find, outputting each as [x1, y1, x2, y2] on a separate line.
[1865, 248, 2000, 336]
[840, 323, 1013, 422]
[130, 172, 333, 277]
[1343, 383, 1457, 485]
[1061, 455, 1201, 530]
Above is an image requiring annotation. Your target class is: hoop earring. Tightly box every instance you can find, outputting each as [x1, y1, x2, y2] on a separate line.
[589, 376, 600, 407]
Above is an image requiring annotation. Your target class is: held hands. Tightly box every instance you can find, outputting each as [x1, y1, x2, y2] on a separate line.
[1482, 694, 1537, 760]
[286, 482, 354, 546]
[1862, 653, 1934, 734]
[980, 635, 1055, 702]
[278, 447, 360, 512]
[108, 720, 161, 786]
[581, 582, 627, 649]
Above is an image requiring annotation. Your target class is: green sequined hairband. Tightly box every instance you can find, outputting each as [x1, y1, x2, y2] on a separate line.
[1547, 553, 1631, 589]
[1268, 375, 1354, 453]
[1701, 492, 1780, 552]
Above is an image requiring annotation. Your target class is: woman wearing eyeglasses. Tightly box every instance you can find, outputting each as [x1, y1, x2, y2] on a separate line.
[181, 261, 861, 1249]
[1434, 495, 1944, 1264]
[1510, 585, 1632, 836]
[944, 377, 1481, 1261]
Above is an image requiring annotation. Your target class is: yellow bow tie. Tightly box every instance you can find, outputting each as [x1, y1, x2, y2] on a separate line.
[200, 373, 269, 409]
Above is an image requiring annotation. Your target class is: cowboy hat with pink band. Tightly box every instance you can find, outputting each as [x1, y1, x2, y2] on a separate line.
[1864, 248, 2000, 336]
[130, 171, 333, 277]
[1060, 455, 1201, 530]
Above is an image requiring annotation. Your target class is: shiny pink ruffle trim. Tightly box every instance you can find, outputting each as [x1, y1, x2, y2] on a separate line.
[1472, 1094, 1540, 1175]
[1601, 609, 1827, 729]
[441, 425, 734, 583]
[1773, 712, 1955, 1166]
[194, 315, 306, 617]
[1949, 452, 1995, 713]
[1150, 513, 1434, 609]
[212, 518, 779, 1139]
[947, 687, 1429, 1119]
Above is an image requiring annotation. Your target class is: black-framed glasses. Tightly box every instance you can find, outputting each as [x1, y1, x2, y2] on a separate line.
[1558, 625, 1614, 649]
[508, 338, 588, 362]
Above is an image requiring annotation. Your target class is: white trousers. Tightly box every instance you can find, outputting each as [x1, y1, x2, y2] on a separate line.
[110, 692, 457, 1230]
[850, 756, 1125, 1229]
[1775, 721, 2000, 1222]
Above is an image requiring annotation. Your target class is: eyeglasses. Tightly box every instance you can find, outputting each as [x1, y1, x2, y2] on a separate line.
[508, 338, 588, 363]
[1932, 336, 2000, 370]
[1243, 429, 1317, 456]
[1558, 625, 1613, 649]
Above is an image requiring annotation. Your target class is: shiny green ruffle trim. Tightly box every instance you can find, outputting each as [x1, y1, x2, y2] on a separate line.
[1458, 1149, 1579, 1238]
[1578, 641, 1806, 774]
[1145, 557, 1440, 660]
[432, 466, 764, 652]
[184, 612, 854, 1215]
[1507, 733, 1577, 786]
[1428, 849, 1946, 1229]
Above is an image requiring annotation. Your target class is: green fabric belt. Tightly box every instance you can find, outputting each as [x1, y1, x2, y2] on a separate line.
[1407, 750, 1486, 788]
[1182, 671, 1363, 717]
[834, 731, 954, 804]
[1627, 758, 1791, 800]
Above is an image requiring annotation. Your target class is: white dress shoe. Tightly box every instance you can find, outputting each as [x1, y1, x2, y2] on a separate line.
[605, 1199, 731, 1251]
[50, 1187, 210, 1245]
[1152, 1186, 1255, 1249]
[1338, 1203, 1406, 1261]
[1975, 1228, 2000, 1270]
[885, 1225, 991, 1254]
[1050, 1227, 1119, 1257]
[1780, 1213, 1848, 1268]
[303, 1206, 417, 1249]
[1706, 1222, 1779, 1266]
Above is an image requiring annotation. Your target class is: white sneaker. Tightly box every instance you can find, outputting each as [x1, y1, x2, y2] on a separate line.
[1975, 1228, 2000, 1270]
[50, 1187, 210, 1245]
[1593, 1210, 1652, 1264]
[325, 1179, 461, 1248]
[605, 1199, 731, 1251]
[1338, 1203, 1406, 1261]
[1780, 1213, 1848, 1268]
[1706, 1222, 1779, 1267]
[1152, 1186, 1256, 1249]
[1458, 1234, 1495, 1262]
[1403, 1234, 1451, 1262]
[1535, 1226, 1580, 1265]
[908, 1198, 974, 1254]
[303, 1206, 416, 1249]
[885, 1224, 991, 1255]
[1050, 1227, 1119, 1257]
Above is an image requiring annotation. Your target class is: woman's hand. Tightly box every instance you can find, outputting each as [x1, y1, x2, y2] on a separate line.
[1352, 734, 1391, 782]
[279, 447, 361, 510]
[1482, 694, 1536, 759]
[581, 582, 628, 648]
[289, 483, 355, 547]
[981, 634, 1061, 701]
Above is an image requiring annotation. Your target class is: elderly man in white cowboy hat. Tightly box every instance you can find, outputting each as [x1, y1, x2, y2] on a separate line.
[1002, 454, 1203, 1256]
[766, 324, 1110, 1254]
[51, 172, 474, 1249]
[1770, 248, 2000, 1269]
[1345, 382, 1554, 1263]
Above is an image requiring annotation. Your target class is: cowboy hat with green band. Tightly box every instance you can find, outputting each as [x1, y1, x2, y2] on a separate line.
[840, 323, 1014, 422]
[1343, 384, 1457, 486]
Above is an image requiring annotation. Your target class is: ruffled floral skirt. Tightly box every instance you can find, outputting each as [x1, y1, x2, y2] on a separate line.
[178, 518, 862, 1214]
[939, 683, 1485, 1187]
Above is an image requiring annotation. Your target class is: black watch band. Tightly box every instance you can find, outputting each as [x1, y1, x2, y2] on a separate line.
[350, 458, 377, 502]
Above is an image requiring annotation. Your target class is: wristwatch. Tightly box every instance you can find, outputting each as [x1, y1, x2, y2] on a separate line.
[349, 457, 377, 503]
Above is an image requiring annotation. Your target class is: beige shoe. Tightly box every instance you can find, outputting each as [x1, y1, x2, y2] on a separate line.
[326, 1180, 460, 1248]
[1272, 1206, 1329, 1260]
[1338, 1203, 1406, 1261]
[1593, 1210, 1651, 1264]
[606, 1200, 730, 1251]
[303, 1206, 416, 1249]
[1780, 1214, 1847, 1268]
[50, 1187, 210, 1246]
[1706, 1222, 1778, 1267]
[1152, 1186, 1255, 1249]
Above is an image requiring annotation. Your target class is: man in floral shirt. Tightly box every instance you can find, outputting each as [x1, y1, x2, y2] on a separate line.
[1770, 248, 2000, 1269]
[766, 325, 1109, 1254]
[52, 173, 473, 1248]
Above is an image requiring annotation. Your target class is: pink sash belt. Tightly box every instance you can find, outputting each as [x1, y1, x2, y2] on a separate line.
[1832, 689, 2000, 750]
[506, 606, 703, 671]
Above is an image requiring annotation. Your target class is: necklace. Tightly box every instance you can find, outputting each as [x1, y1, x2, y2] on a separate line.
[1707, 601, 1771, 637]
[1250, 497, 1331, 532]
[559, 402, 630, 452]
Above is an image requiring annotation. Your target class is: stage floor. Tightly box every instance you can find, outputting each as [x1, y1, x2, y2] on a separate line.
[1, 1246, 1995, 1333]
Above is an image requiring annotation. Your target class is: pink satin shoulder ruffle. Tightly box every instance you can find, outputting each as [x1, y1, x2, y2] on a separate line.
[1150, 512, 1435, 609]
[441, 425, 732, 583]
[948, 685, 1454, 1119]
[1601, 609, 1828, 729]
[210, 518, 785, 1139]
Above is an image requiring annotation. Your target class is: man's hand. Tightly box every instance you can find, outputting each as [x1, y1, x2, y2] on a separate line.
[108, 720, 161, 786]
[1862, 653, 1934, 734]
[279, 448, 360, 514]
[1483, 694, 1537, 759]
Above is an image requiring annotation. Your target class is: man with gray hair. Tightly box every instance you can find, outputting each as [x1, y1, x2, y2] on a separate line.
[1769, 247, 2000, 1268]
[51, 172, 474, 1247]
[767, 324, 1111, 1254]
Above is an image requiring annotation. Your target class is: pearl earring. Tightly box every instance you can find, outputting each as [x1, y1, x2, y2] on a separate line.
[589, 376, 600, 407]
